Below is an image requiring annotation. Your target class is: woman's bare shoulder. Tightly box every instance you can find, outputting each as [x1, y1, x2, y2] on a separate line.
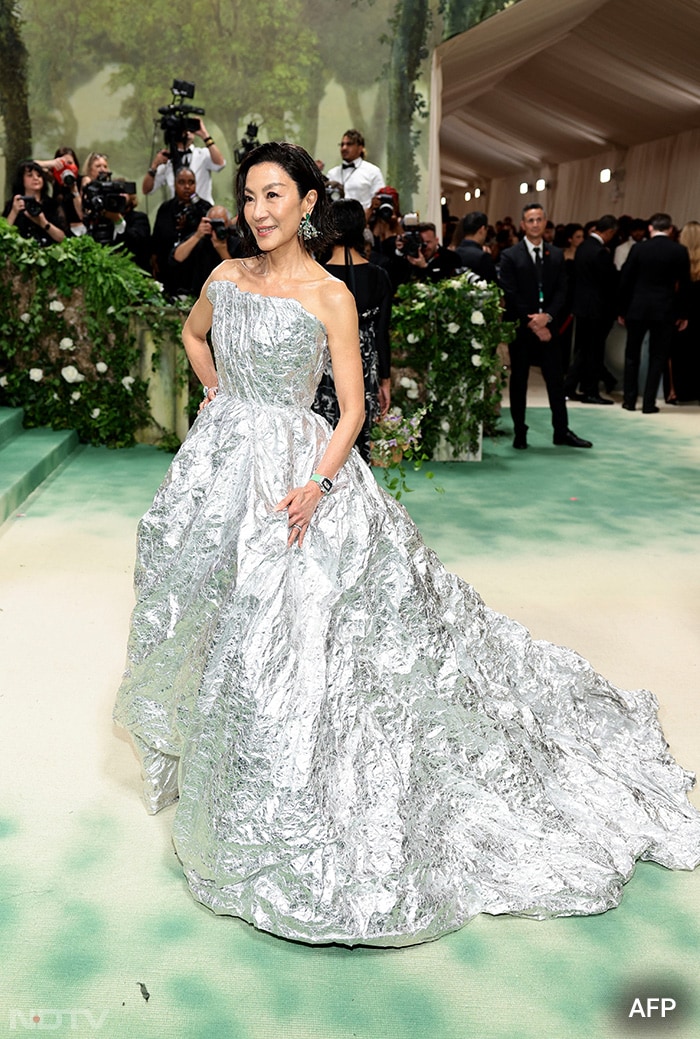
[208, 258, 251, 283]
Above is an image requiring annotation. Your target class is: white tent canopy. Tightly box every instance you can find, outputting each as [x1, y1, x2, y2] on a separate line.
[428, 0, 700, 229]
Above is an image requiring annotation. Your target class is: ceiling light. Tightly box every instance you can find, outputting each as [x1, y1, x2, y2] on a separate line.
[600, 168, 611, 184]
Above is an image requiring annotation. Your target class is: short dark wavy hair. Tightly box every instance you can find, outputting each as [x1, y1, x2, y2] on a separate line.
[235, 141, 335, 255]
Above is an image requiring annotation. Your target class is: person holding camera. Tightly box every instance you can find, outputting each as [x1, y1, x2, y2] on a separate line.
[142, 118, 225, 204]
[3, 160, 67, 246]
[326, 130, 385, 210]
[35, 148, 84, 233]
[152, 166, 211, 297]
[395, 222, 462, 286]
[171, 205, 242, 296]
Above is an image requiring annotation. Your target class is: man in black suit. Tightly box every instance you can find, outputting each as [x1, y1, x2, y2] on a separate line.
[569, 214, 619, 404]
[618, 212, 690, 412]
[455, 211, 498, 282]
[499, 203, 592, 450]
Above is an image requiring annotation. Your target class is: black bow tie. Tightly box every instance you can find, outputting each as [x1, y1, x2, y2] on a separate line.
[342, 162, 355, 170]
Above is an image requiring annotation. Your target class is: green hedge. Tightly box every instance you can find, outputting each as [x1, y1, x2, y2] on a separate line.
[0, 222, 187, 448]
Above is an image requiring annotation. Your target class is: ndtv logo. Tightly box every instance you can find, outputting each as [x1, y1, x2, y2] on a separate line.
[9, 1010, 109, 1030]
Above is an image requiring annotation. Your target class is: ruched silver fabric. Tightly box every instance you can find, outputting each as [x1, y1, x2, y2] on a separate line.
[114, 279, 700, 947]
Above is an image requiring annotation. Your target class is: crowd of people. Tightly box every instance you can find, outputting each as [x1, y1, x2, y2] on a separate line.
[4, 126, 699, 447]
[2, 121, 237, 300]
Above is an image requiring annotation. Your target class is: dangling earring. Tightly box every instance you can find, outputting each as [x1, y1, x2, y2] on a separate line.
[298, 212, 320, 242]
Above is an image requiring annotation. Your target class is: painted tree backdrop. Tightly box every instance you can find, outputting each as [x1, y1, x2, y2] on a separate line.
[1, 0, 515, 214]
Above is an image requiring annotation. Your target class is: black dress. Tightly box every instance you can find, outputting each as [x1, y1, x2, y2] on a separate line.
[312, 257, 393, 462]
[668, 279, 700, 402]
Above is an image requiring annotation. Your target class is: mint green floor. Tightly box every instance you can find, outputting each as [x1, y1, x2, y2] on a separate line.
[1, 406, 699, 1039]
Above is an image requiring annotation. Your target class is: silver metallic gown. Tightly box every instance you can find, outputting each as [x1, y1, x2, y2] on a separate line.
[114, 279, 700, 947]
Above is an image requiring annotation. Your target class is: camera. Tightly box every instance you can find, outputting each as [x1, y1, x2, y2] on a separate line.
[20, 196, 43, 217]
[234, 123, 260, 165]
[50, 157, 78, 190]
[402, 229, 423, 258]
[157, 79, 205, 167]
[375, 193, 395, 222]
[82, 175, 137, 217]
[208, 218, 228, 241]
[325, 180, 344, 203]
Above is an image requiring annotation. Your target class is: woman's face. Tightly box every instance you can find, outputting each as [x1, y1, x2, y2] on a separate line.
[570, 228, 584, 249]
[174, 170, 197, 202]
[243, 162, 315, 252]
[23, 167, 44, 196]
[89, 155, 110, 180]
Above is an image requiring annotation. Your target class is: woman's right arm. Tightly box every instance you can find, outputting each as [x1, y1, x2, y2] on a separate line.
[182, 280, 218, 399]
[5, 196, 23, 226]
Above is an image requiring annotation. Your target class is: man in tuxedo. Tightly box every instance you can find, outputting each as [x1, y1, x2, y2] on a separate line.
[498, 203, 592, 450]
[326, 129, 385, 210]
[569, 214, 619, 404]
[618, 212, 690, 412]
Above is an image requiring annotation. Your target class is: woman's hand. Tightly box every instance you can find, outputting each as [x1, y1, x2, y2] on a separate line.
[198, 387, 218, 413]
[379, 378, 391, 416]
[275, 481, 323, 547]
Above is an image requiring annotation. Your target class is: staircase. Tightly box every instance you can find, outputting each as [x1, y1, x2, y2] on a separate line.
[0, 408, 80, 526]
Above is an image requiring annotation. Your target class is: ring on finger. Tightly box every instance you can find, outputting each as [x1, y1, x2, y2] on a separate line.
[291, 523, 303, 531]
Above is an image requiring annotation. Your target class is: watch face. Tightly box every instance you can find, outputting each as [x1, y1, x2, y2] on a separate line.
[320, 477, 332, 494]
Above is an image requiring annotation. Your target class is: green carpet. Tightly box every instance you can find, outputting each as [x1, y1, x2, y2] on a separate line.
[1, 406, 698, 1039]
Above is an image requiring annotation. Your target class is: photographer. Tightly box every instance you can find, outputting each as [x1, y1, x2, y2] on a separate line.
[143, 117, 224, 204]
[171, 205, 242, 297]
[367, 186, 402, 260]
[395, 221, 462, 286]
[3, 160, 67, 246]
[35, 148, 84, 232]
[152, 167, 210, 297]
[81, 172, 143, 253]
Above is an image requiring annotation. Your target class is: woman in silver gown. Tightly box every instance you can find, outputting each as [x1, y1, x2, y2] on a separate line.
[115, 142, 700, 948]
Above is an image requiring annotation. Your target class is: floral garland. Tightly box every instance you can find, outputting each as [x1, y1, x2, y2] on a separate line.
[389, 272, 515, 458]
[0, 222, 186, 448]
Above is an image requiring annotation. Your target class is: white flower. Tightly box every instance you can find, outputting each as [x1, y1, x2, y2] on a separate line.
[61, 365, 85, 384]
[29, 368, 43, 382]
[471, 338, 483, 350]
[121, 375, 135, 391]
[48, 300, 65, 312]
[470, 310, 485, 325]
[20, 312, 31, 324]
[471, 353, 483, 367]
[91, 408, 101, 418]
[106, 306, 116, 315]
[406, 333, 418, 344]
[441, 352, 448, 361]
[447, 322, 460, 335]
[0, 375, 7, 387]
[52, 393, 59, 400]
[70, 391, 81, 402]
[95, 362, 108, 373]
[59, 337, 74, 350]
[440, 419, 450, 432]
[399, 376, 412, 389]
[406, 388, 419, 400]
[489, 375, 498, 384]
[476, 279, 488, 289]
